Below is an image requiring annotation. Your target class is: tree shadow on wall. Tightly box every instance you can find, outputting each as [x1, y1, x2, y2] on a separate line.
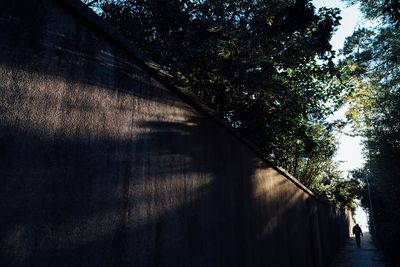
[0, 111, 264, 267]
[0, 113, 329, 267]
[0, 1, 334, 265]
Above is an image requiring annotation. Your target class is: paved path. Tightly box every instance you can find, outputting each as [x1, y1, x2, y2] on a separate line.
[331, 232, 390, 267]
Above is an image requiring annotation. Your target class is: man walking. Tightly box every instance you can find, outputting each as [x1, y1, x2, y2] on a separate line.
[352, 224, 363, 247]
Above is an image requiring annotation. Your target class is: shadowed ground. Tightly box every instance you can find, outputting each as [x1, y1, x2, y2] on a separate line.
[331, 232, 391, 267]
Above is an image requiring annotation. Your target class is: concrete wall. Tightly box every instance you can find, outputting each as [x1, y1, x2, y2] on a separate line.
[0, 1, 350, 266]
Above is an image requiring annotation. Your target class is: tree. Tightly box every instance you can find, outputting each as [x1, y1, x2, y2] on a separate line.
[318, 168, 363, 211]
[84, 0, 349, 195]
[342, 0, 400, 263]
[345, 0, 400, 27]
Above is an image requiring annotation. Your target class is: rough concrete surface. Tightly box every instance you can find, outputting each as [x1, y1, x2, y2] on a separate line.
[0, 0, 350, 266]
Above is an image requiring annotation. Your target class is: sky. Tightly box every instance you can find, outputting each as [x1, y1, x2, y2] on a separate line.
[313, 0, 369, 232]
[312, 0, 364, 174]
[313, 0, 362, 52]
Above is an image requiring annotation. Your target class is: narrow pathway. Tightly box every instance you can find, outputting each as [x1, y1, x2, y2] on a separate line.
[331, 232, 389, 267]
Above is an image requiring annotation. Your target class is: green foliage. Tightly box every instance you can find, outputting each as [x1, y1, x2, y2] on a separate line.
[312, 166, 363, 211]
[83, 1, 354, 202]
[342, 0, 400, 263]
[344, 0, 400, 27]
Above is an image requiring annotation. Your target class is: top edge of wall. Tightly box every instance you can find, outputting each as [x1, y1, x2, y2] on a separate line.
[57, 0, 331, 206]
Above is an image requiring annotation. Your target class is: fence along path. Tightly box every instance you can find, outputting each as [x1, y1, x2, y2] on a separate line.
[0, 0, 351, 266]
